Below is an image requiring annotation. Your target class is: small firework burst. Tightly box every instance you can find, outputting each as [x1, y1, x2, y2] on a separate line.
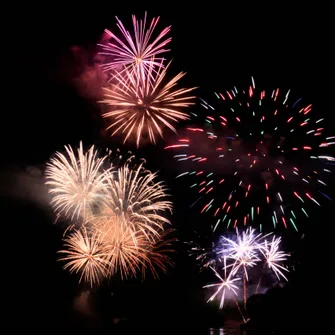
[99, 12, 171, 83]
[102, 61, 196, 147]
[45, 142, 111, 221]
[58, 228, 109, 287]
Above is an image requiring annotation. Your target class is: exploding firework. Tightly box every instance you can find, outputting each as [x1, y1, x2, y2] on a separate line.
[204, 260, 241, 309]
[93, 214, 151, 279]
[100, 163, 173, 239]
[218, 227, 268, 308]
[81, 213, 176, 280]
[165, 77, 334, 231]
[102, 61, 196, 147]
[45, 142, 111, 221]
[59, 194, 175, 284]
[58, 228, 109, 287]
[191, 228, 267, 277]
[55, 148, 174, 286]
[98, 12, 171, 82]
[141, 228, 177, 279]
[220, 228, 266, 280]
[201, 228, 289, 309]
[259, 235, 289, 281]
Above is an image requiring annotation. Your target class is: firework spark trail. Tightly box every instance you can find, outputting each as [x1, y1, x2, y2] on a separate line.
[187, 240, 219, 269]
[140, 228, 177, 279]
[187, 228, 267, 272]
[59, 217, 175, 283]
[196, 228, 290, 309]
[258, 235, 289, 281]
[98, 12, 171, 83]
[101, 164, 173, 240]
[78, 213, 176, 280]
[165, 77, 334, 231]
[219, 228, 267, 281]
[58, 228, 110, 287]
[102, 61, 196, 147]
[45, 142, 112, 222]
[48, 144, 176, 285]
[94, 215, 151, 279]
[203, 258, 241, 309]
[218, 227, 267, 308]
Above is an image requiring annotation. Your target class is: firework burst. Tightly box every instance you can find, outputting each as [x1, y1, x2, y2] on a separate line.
[204, 260, 241, 309]
[58, 228, 110, 287]
[98, 12, 171, 82]
[259, 235, 289, 281]
[100, 163, 173, 239]
[165, 77, 334, 231]
[49, 143, 176, 285]
[94, 214, 150, 279]
[220, 228, 266, 280]
[45, 142, 111, 221]
[85, 213, 176, 280]
[102, 61, 196, 147]
[200, 228, 290, 310]
[141, 228, 177, 279]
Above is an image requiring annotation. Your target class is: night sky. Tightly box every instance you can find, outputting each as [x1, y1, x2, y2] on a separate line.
[3, 3, 331, 333]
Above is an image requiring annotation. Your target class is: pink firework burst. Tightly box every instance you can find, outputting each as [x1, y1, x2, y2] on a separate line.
[98, 12, 171, 83]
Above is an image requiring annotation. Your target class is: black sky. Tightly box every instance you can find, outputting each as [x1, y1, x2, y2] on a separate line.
[3, 3, 331, 333]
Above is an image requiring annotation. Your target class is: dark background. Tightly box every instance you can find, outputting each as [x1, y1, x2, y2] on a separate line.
[3, 3, 331, 333]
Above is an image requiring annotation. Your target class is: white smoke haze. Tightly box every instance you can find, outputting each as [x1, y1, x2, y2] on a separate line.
[0, 164, 52, 211]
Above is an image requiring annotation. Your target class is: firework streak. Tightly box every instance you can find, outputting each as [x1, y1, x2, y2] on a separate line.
[165, 77, 334, 231]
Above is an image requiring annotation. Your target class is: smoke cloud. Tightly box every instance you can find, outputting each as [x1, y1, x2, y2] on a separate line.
[72, 289, 97, 318]
[0, 164, 51, 211]
[56, 45, 107, 101]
